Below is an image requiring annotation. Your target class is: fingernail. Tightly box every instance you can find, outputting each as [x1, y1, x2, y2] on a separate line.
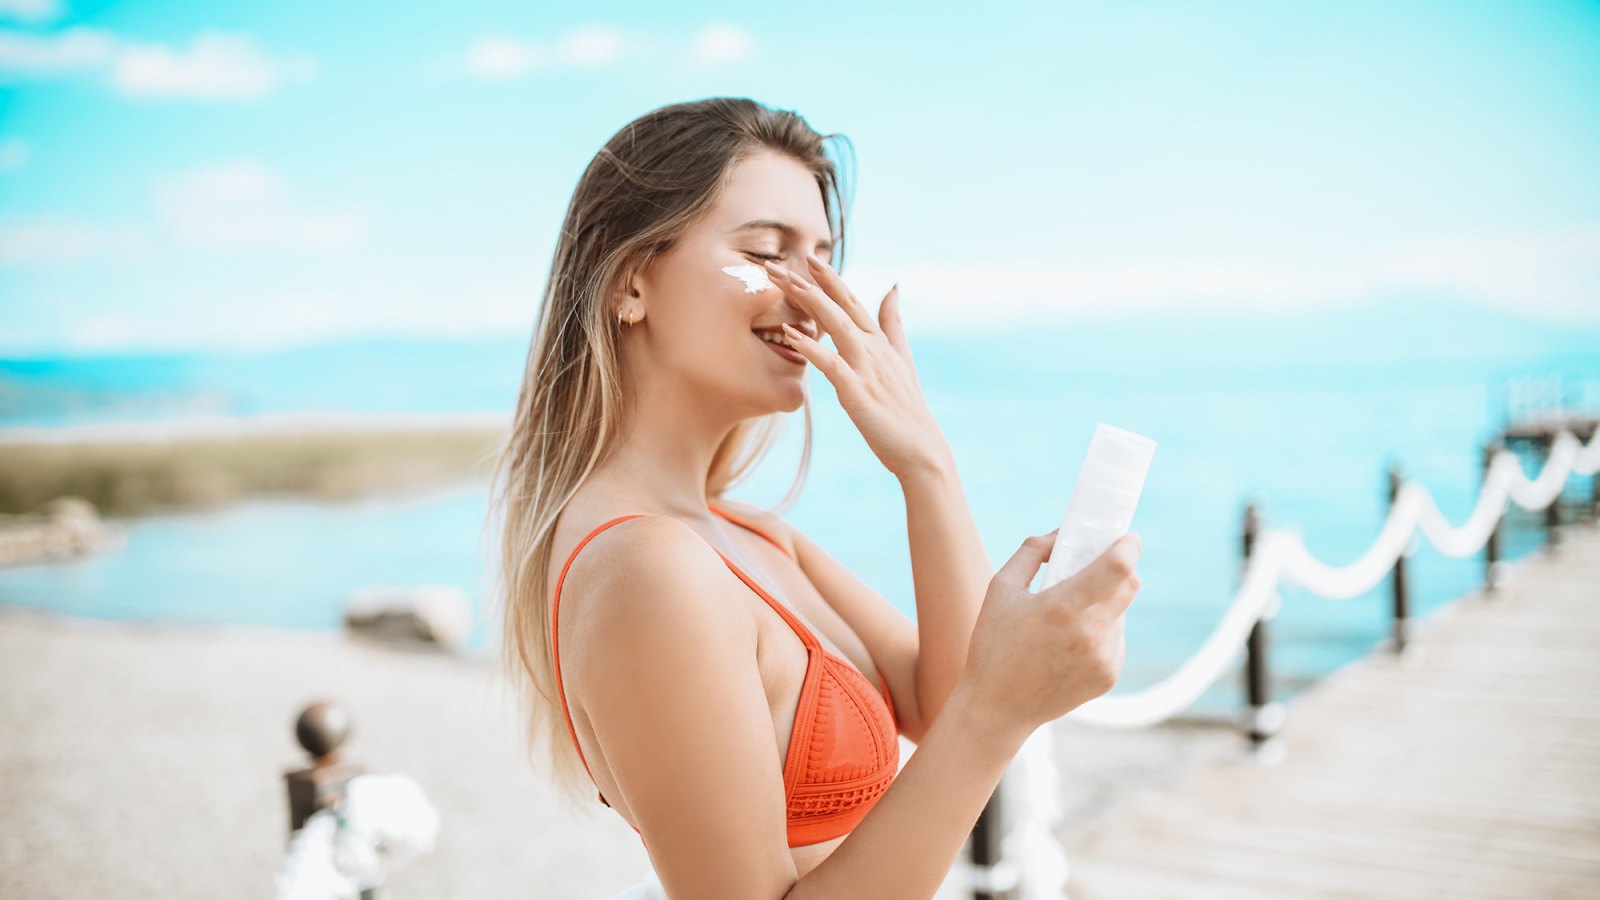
[806, 254, 827, 269]
[763, 260, 788, 278]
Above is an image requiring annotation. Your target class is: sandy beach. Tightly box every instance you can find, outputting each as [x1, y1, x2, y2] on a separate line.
[0, 605, 1242, 899]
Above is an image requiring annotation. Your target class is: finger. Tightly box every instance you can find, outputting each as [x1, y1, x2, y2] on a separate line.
[876, 283, 915, 372]
[992, 528, 1061, 594]
[763, 261, 861, 358]
[780, 323, 850, 385]
[805, 254, 881, 335]
[1064, 533, 1143, 609]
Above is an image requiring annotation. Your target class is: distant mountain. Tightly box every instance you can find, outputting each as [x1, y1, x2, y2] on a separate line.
[928, 289, 1600, 386]
[2, 291, 1595, 427]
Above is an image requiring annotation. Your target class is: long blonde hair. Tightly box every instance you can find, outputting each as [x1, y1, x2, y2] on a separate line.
[485, 97, 853, 811]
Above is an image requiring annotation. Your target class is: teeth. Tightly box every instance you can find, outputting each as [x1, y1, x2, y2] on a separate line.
[755, 330, 791, 348]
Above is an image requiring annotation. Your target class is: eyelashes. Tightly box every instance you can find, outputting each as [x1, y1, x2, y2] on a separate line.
[742, 251, 783, 262]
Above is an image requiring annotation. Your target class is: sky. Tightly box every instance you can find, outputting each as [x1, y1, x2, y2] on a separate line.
[1, 0, 1598, 354]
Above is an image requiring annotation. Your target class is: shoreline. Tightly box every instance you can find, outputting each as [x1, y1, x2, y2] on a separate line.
[0, 413, 509, 517]
[0, 410, 511, 445]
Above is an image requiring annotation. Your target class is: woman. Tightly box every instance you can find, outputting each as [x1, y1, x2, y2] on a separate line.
[487, 97, 1143, 899]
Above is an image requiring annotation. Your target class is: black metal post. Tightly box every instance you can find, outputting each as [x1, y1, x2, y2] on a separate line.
[1484, 441, 1503, 594]
[1388, 464, 1410, 654]
[1541, 432, 1562, 552]
[1240, 502, 1276, 750]
[1588, 422, 1600, 522]
[1592, 454, 1600, 522]
[968, 787, 1006, 900]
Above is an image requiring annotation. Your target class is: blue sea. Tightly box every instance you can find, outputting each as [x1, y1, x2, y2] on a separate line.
[2, 292, 1596, 719]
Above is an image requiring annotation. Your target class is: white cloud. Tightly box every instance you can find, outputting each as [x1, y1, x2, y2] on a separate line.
[464, 35, 540, 79]
[462, 24, 626, 79]
[0, 160, 369, 266]
[690, 23, 755, 65]
[0, 25, 114, 74]
[112, 31, 317, 100]
[0, 0, 59, 23]
[0, 218, 151, 265]
[17, 281, 541, 354]
[459, 22, 757, 80]
[0, 136, 27, 171]
[0, 27, 314, 99]
[556, 24, 624, 68]
[153, 160, 369, 250]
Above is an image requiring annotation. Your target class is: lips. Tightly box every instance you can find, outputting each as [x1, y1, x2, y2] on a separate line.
[752, 322, 818, 341]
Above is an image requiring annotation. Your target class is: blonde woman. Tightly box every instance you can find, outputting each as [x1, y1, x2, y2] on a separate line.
[488, 97, 1143, 899]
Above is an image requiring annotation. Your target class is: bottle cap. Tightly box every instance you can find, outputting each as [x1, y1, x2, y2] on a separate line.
[1080, 423, 1156, 496]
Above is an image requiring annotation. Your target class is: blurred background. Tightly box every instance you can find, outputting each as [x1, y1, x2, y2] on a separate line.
[2, 0, 1598, 896]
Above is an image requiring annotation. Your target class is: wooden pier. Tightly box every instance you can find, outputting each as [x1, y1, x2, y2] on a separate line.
[1061, 518, 1600, 899]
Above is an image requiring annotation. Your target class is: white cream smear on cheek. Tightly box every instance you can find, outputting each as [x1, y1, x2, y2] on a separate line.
[721, 263, 776, 294]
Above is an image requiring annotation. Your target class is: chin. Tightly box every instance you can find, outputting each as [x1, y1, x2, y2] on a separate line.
[766, 379, 807, 415]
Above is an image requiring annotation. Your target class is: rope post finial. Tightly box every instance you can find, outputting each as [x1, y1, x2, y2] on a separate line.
[284, 700, 366, 836]
[1388, 463, 1412, 654]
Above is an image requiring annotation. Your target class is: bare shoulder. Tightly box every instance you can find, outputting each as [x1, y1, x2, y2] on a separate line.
[559, 513, 758, 659]
[556, 512, 798, 895]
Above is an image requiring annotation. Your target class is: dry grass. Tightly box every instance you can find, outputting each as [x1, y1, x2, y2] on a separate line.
[0, 425, 508, 516]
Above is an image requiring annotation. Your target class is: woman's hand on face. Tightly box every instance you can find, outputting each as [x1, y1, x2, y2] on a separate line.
[763, 254, 949, 479]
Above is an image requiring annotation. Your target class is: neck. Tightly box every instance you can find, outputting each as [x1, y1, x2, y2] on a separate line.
[593, 362, 748, 520]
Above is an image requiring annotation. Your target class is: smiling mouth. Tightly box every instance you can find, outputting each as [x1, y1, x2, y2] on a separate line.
[753, 329, 805, 364]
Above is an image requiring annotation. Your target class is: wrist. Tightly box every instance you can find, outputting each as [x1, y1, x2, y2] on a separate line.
[896, 444, 956, 486]
[943, 678, 1034, 754]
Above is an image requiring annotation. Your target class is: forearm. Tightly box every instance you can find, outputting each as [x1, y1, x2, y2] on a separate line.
[899, 448, 992, 726]
[783, 681, 1028, 900]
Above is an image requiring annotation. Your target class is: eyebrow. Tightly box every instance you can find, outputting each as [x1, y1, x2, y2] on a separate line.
[729, 219, 834, 254]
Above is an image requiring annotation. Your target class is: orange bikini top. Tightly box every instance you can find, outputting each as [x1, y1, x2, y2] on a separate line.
[550, 504, 901, 849]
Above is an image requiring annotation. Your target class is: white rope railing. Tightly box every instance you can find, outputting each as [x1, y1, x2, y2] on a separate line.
[986, 426, 1598, 900]
[1066, 427, 1600, 730]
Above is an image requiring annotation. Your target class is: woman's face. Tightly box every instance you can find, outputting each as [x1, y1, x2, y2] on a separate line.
[626, 148, 833, 416]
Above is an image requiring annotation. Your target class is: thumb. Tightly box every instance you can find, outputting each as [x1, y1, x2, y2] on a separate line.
[879, 283, 913, 364]
[992, 528, 1060, 593]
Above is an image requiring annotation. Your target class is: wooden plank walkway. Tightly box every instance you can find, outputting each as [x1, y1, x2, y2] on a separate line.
[1061, 519, 1600, 900]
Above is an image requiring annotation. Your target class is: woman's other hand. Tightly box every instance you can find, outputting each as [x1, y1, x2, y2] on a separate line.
[764, 255, 949, 479]
[960, 529, 1144, 738]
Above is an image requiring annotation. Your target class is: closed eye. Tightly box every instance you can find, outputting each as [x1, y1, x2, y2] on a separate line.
[742, 251, 783, 262]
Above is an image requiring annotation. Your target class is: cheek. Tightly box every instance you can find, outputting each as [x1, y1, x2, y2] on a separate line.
[719, 262, 776, 296]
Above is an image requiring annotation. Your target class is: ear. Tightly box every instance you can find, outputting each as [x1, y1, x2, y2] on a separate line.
[618, 257, 651, 303]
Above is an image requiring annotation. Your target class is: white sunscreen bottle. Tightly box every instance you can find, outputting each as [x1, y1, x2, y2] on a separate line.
[1039, 423, 1156, 591]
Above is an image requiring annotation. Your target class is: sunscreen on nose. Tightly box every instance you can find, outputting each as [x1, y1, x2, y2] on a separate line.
[1041, 423, 1155, 589]
[722, 264, 775, 293]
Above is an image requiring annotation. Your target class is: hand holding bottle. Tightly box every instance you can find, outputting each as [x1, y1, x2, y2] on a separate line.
[960, 528, 1144, 737]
